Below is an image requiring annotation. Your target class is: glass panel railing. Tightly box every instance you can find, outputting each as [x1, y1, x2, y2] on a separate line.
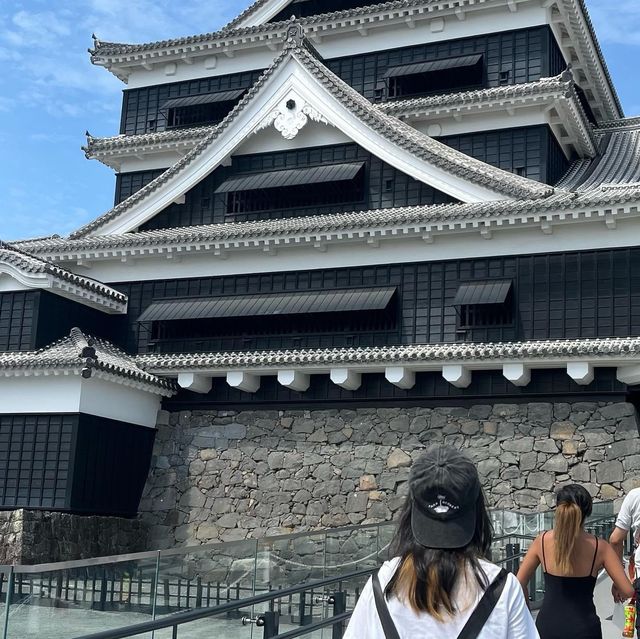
[1, 566, 12, 639]
[2, 554, 161, 639]
[153, 538, 259, 639]
[0, 501, 618, 638]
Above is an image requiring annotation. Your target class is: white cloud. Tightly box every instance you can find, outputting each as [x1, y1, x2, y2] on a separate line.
[588, 0, 640, 46]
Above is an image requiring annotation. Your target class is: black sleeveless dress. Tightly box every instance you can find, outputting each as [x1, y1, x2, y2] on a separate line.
[535, 532, 602, 639]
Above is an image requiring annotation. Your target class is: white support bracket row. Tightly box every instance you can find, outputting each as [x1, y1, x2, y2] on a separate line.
[172, 361, 640, 395]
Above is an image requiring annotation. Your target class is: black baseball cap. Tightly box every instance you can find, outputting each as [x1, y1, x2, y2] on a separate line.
[409, 446, 481, 550]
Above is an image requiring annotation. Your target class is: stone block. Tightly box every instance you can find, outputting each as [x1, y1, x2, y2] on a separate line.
[345, 492, 369, 513]
[541, 455, 568, 474]
[483, 422, 497, 436]
[502, 438, 534, 453]
[179, 487, 206, 509]
[469, 405, 492, 420]
[519, 452, 538, 472]
[478, 458, 501, 478]
[387, 449, 412, 469]
[622, 456, 640, 472]
[595, 461, 624, 484]
[550, 421, 576, 440]
[561, 440, 579, 456]
[570, 463, 591, 482]
[359, 475, 377, 491]
[527, 403, 553, 423]
[600, 484, 620, 500]
[607, 440, 640, 460]
[582, 431, 613, 447]
[492, 404, 520, 418]
[527, 472, 555, 491]
[599, 403, 636, 420]
[514, 489, 543, 509]
[533, 439, 560, 454]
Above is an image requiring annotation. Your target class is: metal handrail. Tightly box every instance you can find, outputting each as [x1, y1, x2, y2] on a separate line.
[73, 567, 375, 639]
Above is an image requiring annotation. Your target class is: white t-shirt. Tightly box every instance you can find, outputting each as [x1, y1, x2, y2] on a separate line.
[615, 487, 640, 566]
[343, 558, 538, 639]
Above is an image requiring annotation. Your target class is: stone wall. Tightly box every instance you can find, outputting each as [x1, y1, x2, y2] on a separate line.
[0, 510, 148, 565]
[140, 402, 640, 549]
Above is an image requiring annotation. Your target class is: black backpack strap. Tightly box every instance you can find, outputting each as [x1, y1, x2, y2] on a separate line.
[457, 569, 509, 639]
[372, 571, 401, 639]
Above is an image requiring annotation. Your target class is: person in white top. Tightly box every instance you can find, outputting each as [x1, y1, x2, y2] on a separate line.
[343, 445, 538, 639]
[609, 487, 640, 602]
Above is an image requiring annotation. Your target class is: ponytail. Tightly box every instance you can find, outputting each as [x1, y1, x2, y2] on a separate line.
[553, 501, 583, 574]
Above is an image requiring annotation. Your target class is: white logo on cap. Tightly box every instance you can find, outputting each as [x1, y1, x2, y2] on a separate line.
[428, 494, 460, 514]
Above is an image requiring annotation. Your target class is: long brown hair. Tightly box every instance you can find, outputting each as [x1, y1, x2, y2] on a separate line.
[553, 484, 592, 575]
[385, 491, 493, 621]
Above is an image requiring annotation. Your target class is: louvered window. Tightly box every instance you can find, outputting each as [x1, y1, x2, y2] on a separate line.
[383, 55, 484, 99]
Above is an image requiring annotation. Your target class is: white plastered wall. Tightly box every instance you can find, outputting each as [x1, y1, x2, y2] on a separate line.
[0, 375, 161, 428]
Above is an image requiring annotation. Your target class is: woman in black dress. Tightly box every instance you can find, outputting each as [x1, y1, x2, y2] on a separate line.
[517, 485, 634, 639]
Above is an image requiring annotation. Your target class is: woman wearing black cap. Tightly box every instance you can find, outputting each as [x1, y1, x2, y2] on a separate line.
[517, 484, 634, 639]
[344, 445, 538, 639]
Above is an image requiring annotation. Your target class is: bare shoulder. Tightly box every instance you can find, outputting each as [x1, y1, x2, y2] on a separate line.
[595, 538, 613, 553]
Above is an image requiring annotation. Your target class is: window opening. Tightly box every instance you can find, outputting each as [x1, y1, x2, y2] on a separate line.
[453, 280, 514, 329]
[383, 55, 484, 100]
[218, 163, 366, 219]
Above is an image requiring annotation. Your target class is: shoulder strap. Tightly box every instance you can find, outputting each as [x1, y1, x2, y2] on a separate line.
[589, 536, 599, 576]
[372, 572, 401, 639]
[456, 569, 509, 639]
[541, 531, 548, 572]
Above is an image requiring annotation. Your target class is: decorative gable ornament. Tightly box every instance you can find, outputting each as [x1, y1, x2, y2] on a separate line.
[257, 93, 330, 140]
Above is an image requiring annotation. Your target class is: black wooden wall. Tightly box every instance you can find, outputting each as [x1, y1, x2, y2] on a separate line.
[269, 0, 390, 22]
[327, 26, 564, 101]
[0, 413, 155, 516]
[120, 69, 263, 135]
[0, 291, 116, 353]
[116, 247, 640, 356]
[34, 291, 117, 349]
[138, 142, 454, 231]
[70, 414, 155, 517]
[0, 291, 37, 351]
[130, 128, 556, 231]
[0, 414, 75, 510]
[440, 126, 570, 186]
[115, 169, 166, 205]
[119, 26, 564, 135]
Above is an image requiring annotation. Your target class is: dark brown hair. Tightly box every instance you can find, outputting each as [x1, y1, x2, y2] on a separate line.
[554, 484, 592, 575]
[385, 490, 493, 620]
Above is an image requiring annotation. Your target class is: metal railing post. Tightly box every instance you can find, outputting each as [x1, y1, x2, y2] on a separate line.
[331, 591, 347, 639]
[261, 611, 280, 638]
[150, 551, 161, 639]
[2, 567, 13, 639]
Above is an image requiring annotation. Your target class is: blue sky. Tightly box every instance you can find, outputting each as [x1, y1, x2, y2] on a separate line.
[0, 0, 639, 241]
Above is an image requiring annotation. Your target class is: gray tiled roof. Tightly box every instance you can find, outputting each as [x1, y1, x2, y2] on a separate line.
[137, 337, 640, 371]
[84, 75, 583, 160]
[0, 328, 175, 393]
[378, 73, 578, 115]
[89, 0, 622, 120]
[73, 38, 552, 240]
[16, 183, 640, 258]
[83, 125, 216, 157]
[556, 122, 640, 191]
[90, 1, 460, 57]
[0, 241, 127, 309]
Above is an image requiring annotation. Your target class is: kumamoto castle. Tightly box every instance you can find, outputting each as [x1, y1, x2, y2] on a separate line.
[3, 0, 640, 564]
